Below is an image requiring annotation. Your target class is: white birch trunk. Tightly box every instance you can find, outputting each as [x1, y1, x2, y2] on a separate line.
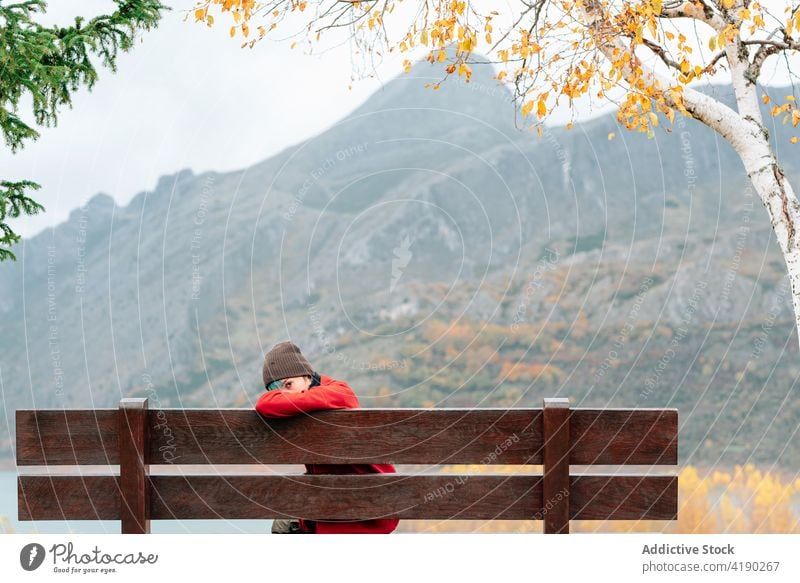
[723, 28, 800, 344]
[738, 139, 800, 338]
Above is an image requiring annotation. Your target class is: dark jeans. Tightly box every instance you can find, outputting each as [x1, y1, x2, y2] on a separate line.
[271, 519, 316, 534]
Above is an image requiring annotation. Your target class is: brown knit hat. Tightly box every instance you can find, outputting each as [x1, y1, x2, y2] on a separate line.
[262, 341, 314, 387]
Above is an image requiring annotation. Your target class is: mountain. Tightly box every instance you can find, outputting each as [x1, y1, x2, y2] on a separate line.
[1, 51, 799, 468]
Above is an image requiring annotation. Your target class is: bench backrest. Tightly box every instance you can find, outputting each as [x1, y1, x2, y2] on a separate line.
[16, 397, 678, 533]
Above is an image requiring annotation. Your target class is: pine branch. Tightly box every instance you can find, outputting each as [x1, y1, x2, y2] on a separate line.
[0, 0, 169, 152]
[0, 180, 43, 261]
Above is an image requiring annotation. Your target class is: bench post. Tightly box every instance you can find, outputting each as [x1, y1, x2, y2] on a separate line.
[542, 398, 570, 534]
[119, 398, 150, 534]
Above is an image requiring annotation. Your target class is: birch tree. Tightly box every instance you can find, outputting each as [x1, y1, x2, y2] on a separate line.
[195, 0, 800, 344]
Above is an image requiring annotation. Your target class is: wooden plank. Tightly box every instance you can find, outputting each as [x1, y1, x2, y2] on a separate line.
[17, 409, 541, 465]
[18, 472, 677, 521]
[571, 475, 678, 520]
[148, 409, 542, 465]
[119, 399, 150, 534]
[570, 409, 678, 465]
[16, 410, 117, 465]
[149, 474, 543, 520]
[542, 398, 570, 534]
[16, 408, 678, 466]
[18, 474, 119, 520]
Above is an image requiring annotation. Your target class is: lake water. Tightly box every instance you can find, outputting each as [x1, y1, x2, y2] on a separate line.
[0, 471, 274, 534]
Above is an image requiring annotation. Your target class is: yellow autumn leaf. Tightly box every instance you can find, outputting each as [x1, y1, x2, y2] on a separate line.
[537, 99, 547, 118]
[521, 101, 534, 117]
[791, 136, 798, 144]
[722, 0, 734, 9]
[608, 132, 616, 140]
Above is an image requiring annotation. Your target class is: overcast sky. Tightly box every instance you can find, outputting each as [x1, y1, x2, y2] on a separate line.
[3, 1, 797, 238]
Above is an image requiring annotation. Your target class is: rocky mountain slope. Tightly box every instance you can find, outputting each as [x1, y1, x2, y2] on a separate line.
[1, 52, 799, 467]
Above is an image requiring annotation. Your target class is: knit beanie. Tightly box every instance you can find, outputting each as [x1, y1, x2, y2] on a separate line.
[262, 341, 314, 387]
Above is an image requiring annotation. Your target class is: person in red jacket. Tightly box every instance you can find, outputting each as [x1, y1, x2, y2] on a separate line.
[256, 340, 399, 534]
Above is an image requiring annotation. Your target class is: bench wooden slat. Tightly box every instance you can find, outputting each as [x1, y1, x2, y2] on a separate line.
[18, 474, 120, 520]
[18, 472, 676, 521]
[570, 475, 678, 520]
[17, 408, 677, 466]
[16, 410, 118, 466]
[543, 398, 570, 533]
[119, 398, 150, 534]
[570, 409, 678, 465]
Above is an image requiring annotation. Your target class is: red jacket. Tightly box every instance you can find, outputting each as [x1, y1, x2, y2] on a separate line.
[255, 374, 399, 534]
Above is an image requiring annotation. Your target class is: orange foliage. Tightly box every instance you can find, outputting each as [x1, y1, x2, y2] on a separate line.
[499, 360, 564, 383]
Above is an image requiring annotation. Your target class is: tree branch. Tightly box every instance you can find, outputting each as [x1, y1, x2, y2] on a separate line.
[660, 0, 726, 32]
[641, 37, 682, 72]
[748, 36, 800, 79]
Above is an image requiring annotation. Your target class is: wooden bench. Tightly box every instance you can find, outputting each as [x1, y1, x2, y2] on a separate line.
[16, 397, 678, 533]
